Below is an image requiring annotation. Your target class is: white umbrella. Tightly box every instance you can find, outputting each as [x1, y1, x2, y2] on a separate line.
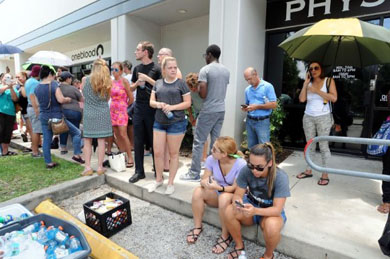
[27, 50, 73, 67]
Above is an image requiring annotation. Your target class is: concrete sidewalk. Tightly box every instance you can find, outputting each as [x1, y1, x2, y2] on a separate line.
[10, 135, 389, 259]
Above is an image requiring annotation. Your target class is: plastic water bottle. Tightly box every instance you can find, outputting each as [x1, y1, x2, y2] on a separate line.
[68, 236, 82, 253]
[22, 221, 41, 234]
[37, 224, 49, 244]
[238, 250, 247, 259]
[165, 111, 174, 119]
[263, 96, 269, 103]
[54, 226, 69, 246]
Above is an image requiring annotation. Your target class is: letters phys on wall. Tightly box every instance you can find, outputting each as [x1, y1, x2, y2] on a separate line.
[266, 0, 389, 30]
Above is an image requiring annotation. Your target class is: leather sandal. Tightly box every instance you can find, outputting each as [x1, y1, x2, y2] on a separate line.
[212, 235, 232, 254]
[186, 227, 203, 244]
[227, 247, 245, 259]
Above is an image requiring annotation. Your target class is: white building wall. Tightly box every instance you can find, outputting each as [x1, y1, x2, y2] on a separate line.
[0, 0, 96, 43]
[0, 59, 15, 75]
[112, 15, 161, 66]
[209, 0, 266, 143]
[161, 15, 209, 77]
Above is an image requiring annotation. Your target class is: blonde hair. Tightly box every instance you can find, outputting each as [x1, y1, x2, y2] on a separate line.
[185, 72, 199, 90]
[161, 56, 177, 78]
[90, 59, 111, 100]
[250, 142, 277, 197]
[214, 136, 244, 159]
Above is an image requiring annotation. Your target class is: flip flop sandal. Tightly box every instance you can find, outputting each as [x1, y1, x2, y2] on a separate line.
[212, 235, 232, 254]
[296, 172, 313, 179]
[3, 151, 17, 156]
[186, 227, 203, 244]
[227, 247, 245, 259]
[318, 178, 330, 186]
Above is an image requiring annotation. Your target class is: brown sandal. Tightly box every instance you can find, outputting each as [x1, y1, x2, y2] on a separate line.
[227, 247, 245, 259]
[212, 235, 232, 254]
[186, 227, 203, 244]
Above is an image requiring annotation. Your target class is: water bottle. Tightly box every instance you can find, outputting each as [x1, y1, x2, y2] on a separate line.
[53, 246, 71, 258]
[165, 111, 174, 119]
[68, 236, 82, 253]
[138, 80, 145, 89]
[238, 250, 247, 259]
[55, 226, 69, 246]
[263, 96, 269, 103]
[37, 224, 49, 244]
[22, 221, 41, 234]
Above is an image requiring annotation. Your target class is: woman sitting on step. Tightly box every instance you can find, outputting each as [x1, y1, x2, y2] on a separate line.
[186, 136, 246, 254]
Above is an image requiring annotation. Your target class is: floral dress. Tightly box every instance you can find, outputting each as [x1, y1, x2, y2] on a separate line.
[110, 78, 128, 126]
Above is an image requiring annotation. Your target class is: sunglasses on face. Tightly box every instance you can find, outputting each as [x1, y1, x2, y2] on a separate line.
[111, 68, 119, 72]
[247, 162, 268, 171]
[309, 66, 320, 72]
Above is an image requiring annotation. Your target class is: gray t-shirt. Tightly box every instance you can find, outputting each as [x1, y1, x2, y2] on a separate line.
[152, 78, 190, 125]
[198, 62, 230, 114]
[237, 167, 290, 207]
[59, 83, 83, 113]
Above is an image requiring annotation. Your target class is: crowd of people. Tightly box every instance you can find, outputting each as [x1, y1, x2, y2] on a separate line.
[2, 41, 389, 258]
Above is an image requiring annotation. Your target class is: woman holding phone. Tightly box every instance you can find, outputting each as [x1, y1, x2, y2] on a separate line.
[186, 136, 246, 255]
[297, 61, 337, 186]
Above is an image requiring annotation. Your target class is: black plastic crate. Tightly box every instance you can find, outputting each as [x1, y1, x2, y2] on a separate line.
[83, 192, 132, 237]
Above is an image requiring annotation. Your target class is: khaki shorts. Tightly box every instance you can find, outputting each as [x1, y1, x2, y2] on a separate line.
[27, 106, 42, 134]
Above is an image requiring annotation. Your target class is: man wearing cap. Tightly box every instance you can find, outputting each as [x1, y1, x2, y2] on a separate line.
[58, 72, 84, 163]
[25, 65, 42, 157]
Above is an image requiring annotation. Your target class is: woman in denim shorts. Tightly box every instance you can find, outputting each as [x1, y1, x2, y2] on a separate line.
[149, 57, 191, 195]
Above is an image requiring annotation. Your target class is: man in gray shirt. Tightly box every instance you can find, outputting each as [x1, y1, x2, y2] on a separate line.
[180, 44, 230, 181]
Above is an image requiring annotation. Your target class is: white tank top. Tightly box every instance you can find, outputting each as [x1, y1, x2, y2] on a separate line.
[304, 78, 330, 117]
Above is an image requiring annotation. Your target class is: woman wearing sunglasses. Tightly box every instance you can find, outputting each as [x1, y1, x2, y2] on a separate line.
[110, 62, 135, 168]
[186, 136, 246, 253]
[223, 143, 290, 259]
[297, 61, 337, 186]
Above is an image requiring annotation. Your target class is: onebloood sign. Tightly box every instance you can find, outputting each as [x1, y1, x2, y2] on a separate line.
[266, 0, 390, 30]
[65, 42, 111, 64]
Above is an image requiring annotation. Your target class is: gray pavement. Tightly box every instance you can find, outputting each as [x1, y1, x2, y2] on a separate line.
[58, 185, 294, 259]
[9, 134, 390, 259]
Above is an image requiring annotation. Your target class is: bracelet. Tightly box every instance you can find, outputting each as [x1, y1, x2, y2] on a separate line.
[220, 186, 225, 192]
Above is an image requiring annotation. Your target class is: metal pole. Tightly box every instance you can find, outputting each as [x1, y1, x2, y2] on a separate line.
[304, 136, 390, 181]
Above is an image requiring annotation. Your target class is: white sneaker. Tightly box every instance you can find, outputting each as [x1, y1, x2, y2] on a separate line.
[165, 185, 175, 195]
[148, 181, 163, 193]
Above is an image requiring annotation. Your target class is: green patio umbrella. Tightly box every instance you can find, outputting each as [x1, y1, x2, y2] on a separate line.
[279, 18, 390, 67]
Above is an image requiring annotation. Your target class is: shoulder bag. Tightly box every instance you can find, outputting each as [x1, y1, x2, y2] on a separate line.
[367, 119, 390, 156]
[48, 81, 69, 135]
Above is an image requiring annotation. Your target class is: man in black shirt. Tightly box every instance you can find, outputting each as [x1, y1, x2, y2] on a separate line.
[129, 41, 162, 183]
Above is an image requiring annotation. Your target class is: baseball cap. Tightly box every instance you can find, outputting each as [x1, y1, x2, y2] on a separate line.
[60, 71, 74, 80]
[30, 65, 41, 77]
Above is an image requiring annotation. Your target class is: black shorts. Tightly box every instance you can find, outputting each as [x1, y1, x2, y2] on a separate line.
[0, 113, 16, 144]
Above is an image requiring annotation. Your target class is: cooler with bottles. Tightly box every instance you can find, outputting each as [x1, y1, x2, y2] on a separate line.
[0, 212, 91, 259]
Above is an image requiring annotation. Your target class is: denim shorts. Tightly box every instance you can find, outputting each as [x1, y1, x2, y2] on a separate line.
[242, 194, 287, 225]
[153, 119, 187, 135]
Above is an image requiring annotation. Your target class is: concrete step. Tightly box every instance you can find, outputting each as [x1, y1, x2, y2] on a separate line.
[9, 134, 389, 259]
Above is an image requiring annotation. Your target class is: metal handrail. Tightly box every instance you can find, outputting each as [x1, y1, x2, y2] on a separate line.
[304, 136, 390, 181]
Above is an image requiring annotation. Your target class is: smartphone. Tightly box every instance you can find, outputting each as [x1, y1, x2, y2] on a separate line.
[241, 104, 248, 109]
[4, 77, 11, 85]
[208, 176, 213, 184]
[308, 70, 313, 82]
[235, 200, 244, 208]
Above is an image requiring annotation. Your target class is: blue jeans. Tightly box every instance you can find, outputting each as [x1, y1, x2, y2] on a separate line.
[41, 118, 82, 164]
[60, 109, 82, 148]
[246, 117, 270, 149]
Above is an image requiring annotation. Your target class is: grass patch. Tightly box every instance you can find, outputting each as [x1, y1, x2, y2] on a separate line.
[0, 154, 83, 202]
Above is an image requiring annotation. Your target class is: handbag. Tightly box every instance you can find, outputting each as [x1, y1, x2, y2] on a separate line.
[47, 81, 69, 135]
[108, 152, 127, 172]
[367, 119, 390, 156]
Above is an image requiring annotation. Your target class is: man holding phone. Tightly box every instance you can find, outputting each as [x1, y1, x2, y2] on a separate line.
[242, 67, 277, 148]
